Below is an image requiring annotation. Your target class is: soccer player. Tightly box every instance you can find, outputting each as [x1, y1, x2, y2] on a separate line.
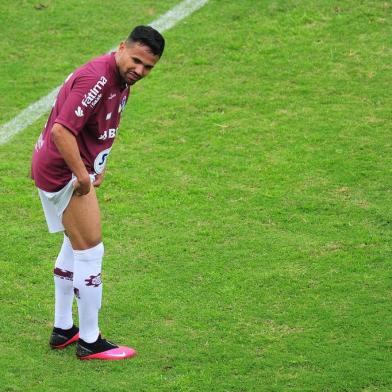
[31, 26, 165, 360]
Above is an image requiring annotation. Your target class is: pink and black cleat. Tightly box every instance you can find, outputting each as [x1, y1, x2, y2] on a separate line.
[76, 335, 136, 361]
[49, 325, 80, 349]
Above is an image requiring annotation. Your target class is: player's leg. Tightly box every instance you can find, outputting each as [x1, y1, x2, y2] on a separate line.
[38, 188, 80, 349]
[62, 184, 102, 251]
[62, 186, 136, 360]
[53, 233, 74, 329]
[62, 186, 103, 344]
[49, 233, 79, 349]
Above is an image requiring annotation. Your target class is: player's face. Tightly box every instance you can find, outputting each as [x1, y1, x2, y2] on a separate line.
[115, 41, 160, 85]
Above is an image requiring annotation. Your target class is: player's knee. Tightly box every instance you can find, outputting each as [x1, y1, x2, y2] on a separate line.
[68, 234, 102, 251]
[82, 237, 103, 250]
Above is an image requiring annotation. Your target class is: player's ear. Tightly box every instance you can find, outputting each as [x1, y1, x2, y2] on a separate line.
[118, 41, 126, 52]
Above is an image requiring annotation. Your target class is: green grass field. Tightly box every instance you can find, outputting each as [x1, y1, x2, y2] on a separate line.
[1, 0, 392, 391]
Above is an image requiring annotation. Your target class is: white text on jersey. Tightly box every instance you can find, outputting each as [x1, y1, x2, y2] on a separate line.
[82, 76, 107, 108]
[98, 128, 117, 140]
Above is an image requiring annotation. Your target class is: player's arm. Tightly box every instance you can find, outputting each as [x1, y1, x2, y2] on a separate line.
[51, 123, 91, 196]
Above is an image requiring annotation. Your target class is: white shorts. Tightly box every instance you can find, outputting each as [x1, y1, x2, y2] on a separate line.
[38, 174, 95, 233]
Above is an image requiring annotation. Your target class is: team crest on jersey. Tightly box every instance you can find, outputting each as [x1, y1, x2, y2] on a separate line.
[94, 147, 112, 174]
[118, 96, 127, 113]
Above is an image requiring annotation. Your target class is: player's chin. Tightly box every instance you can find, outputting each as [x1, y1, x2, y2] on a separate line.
[127, 78, 139, 85]
[126, 74, 141, 85]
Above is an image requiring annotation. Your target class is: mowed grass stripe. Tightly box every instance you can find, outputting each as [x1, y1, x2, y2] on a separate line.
[1, 1, 392, 391]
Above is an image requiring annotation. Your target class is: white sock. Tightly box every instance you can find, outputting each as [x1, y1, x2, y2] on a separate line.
[73, 242, 104, 343]
[54, 234, 75, 330]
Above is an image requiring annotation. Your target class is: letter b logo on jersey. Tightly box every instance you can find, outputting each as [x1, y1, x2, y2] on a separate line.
[94, 148, 111, 174]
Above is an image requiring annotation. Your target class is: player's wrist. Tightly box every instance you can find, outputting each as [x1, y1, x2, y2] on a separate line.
[76, 172, 90, 184]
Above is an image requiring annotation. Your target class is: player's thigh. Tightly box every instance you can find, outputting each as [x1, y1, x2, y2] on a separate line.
[62, 186, 102, 250]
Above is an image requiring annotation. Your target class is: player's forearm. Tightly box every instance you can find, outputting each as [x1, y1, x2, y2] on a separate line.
[51, 123, 89, 181]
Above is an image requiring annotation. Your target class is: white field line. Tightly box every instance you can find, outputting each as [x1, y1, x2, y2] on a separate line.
[0, 0, 208, 145]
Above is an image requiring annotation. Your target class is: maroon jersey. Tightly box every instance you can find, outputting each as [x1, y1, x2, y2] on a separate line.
[32, 52, 130, 192]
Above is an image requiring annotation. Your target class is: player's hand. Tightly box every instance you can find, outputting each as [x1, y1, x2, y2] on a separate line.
[73, 175, 91, 196]
[93, 172, 105, 187]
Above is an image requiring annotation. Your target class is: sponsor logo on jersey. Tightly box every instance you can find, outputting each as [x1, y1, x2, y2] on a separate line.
[94, 147, 111, 174]
[105, 112, 112, 120]
[98, 128, 117, 140]
[75, 106, 84, 117]
[81, 76, 107, 108]
[108, 93, 117, 100]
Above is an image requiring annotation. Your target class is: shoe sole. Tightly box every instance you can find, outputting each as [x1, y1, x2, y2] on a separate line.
[77, 346, 137, 361]
[50, 332, 80, 350]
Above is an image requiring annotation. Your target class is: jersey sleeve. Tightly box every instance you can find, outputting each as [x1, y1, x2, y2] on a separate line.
[55, 73, 109, 136]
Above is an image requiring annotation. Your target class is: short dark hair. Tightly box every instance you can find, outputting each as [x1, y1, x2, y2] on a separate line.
[127, 25, 165, 57]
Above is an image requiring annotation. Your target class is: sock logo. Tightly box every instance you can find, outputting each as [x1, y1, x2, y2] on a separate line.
[85, 273, 102, 287]
[54, 267, 73, 281]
